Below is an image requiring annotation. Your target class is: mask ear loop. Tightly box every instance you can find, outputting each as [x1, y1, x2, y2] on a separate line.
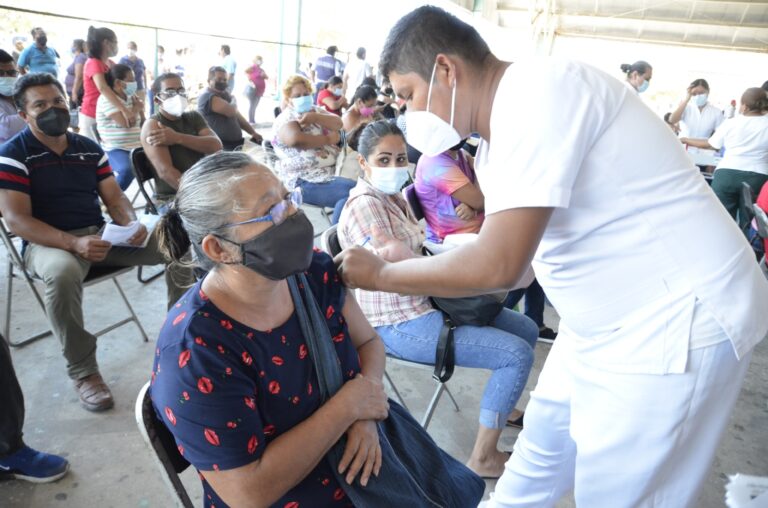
[426, 60, 438, 113]
[450, 75, 456, 128]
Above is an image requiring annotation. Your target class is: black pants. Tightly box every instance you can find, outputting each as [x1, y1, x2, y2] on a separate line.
[0, 335, 24, 457]
[504, 278, 547, 328]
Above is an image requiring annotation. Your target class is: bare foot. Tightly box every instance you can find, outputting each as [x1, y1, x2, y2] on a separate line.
[466, 450, 511, 479]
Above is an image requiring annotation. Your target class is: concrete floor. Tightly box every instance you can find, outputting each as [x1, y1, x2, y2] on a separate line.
[1, 172, 767, 507]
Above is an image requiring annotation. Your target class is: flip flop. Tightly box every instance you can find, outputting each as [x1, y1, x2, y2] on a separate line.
[480, 452, 512, 480]
[506, 412, 524, 429]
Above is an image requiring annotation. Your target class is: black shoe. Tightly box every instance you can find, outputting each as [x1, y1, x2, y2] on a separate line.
[537, 326, 557, 344]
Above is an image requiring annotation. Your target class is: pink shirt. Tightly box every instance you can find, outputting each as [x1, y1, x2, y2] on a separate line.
[81, 58, 111, 118]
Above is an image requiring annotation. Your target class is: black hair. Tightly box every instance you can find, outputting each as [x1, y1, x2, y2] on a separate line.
[105, 64, 133, 89]
[326, 45, 338, 56]
[325, 76, 343, 89]
[379, 6, 491, 82]
[151, 72, 183, 94]
[13, 72, 66, 111]
[663, 112, 673, 124]
[620, 61, 652, 77]
[72, 39, 85, 53]
[356, 47, 366, 60]
[220, 45, 231, 55]
[689, 78, 710, 91]
[762, 80, 768, 92]
[361, 77, 378, 89]
[0, 50, 13, 64]
[208, 66, 227, 81]
[31, 27, 43, 37]
[357, 120, 406, 159]
[157, 45, 165, 53]
[742, 87, 768, 113]
[87, 26, 116, 59]
[128, 41, 137, 50]
[352, 85, 377, 106]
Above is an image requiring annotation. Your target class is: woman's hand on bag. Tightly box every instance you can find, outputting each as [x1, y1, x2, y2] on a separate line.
[338, 420, 382, 487]
[339, 374, 389, 421]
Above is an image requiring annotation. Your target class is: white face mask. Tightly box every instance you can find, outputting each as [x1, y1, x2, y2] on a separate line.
[694, 93, 708, 107]
[161, 95, 188, 117]
[0, 77, 17, 97]
[404, 62, 462, 157]
[368, 166, 410, 195]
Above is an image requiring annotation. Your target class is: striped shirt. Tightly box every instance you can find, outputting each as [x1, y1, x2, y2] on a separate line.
[96, 93, 142, 151]
[0, 127, 113, 231]
[337, 178, 435, 327]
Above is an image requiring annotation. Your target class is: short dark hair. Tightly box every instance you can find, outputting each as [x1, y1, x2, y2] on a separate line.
[31, 27, 43, 37]
[326, 45, 338, 56]
[128, 41, 137, 50]
[13, 72, 66, 111]
[379, 6, 491, 82]
[352, 85, 377, 105]
[690, 78, 710, 91]
[357, 120, 405, 159]
[72, 39, 85, 53]
[0, 49, 13, 64]
[356, 47, 366, 60]
[158, 45, 165, 53]
[87, 26, 116, 59]
[208, 66, 227, 81]
[761, 80, 768, 92]
[620, 61, 652, 76]
[742, 87, 768, 113]
[151, 72, 183, 94]
[220, 45, 230, 55]
[325, 75, 343, 88]
[106, 64, 133, 89]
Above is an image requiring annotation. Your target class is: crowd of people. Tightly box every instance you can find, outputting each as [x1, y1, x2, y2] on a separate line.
[0, 7, 767, 508]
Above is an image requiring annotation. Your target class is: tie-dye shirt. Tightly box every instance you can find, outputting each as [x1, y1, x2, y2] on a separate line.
[414, 151, 484, 243]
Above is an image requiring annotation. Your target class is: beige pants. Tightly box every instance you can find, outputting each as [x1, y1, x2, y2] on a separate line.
[24, 225, 194, 380]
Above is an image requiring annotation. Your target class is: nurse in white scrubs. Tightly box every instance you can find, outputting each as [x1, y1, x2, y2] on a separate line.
[620, 60, 652, 94]
[334, 6, 768, 508]
[668, 78, 725, 139]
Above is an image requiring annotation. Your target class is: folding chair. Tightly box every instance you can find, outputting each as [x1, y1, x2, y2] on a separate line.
[740, 182, 756, 235]
[402, 184, 424, 221]
[135, 382, 194, 508]
[130, 147, 165, 284]
[320, 225, 460, 429]
[753, 204, 768, 269]
[0, 218, 149, 348]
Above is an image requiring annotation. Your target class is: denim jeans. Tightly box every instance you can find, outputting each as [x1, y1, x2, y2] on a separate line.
[505, 278, 546, 328]
[377, 309, 538, 429]
[106, 148, 135, 191]
[296, 177, 356, 224]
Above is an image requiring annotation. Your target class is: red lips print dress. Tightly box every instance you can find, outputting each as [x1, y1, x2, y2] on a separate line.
[150, 252, 359, 508]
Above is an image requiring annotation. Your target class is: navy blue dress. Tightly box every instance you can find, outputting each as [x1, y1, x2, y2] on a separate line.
[151, 252, 359, 508]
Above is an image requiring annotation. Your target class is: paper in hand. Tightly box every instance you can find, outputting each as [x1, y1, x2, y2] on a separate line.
[100, 221, 150, 248]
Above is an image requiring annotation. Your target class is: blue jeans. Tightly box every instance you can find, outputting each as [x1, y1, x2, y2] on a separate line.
[376, 309, 538, 429]
[506, 278, 546, 327]
[106, 148, 135, 191]
[296, 177, 355, 224]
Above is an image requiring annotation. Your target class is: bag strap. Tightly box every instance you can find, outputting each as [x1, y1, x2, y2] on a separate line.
[287, 273, 344, 400]
[432, 315, 455, 383]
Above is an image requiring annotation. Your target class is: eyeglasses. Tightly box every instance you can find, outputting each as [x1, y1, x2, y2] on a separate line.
[222, 189, 303, 229]
[0, 69, 19, 78]
[158, 88, 187, 99]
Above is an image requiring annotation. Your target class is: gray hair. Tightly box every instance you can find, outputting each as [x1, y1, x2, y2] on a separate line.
[156, 151, 259, 271]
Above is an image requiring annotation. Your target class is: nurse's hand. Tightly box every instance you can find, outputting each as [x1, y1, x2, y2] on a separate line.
[335, 246, 386, 290]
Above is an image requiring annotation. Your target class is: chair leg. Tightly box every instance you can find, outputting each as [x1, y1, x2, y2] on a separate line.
[111, 278, 149, 342]
[383, 370, 408, 411]
[444, 385, 460, 412]
[421, 382, 446, 430]
[137, 265, 165, 284]
[4, 261, 52, 348]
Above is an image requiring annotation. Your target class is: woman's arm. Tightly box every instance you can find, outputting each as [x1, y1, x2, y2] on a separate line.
[93, 72, 131, 124]
[278, 121, 339, 150]
[72, 61, 84, 105]
[302, 110, 343, 131]
[680, 137, 714, 149]
[321, 95, 347, 111]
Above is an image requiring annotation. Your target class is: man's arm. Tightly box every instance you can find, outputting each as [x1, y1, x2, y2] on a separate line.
[141, 118, 183, 190]
[210, 94, 238, 118]
[98, 176, 136, 226]
[336, 207, 553, 297]
[234, 111, 261, 141]
[146, 118, 222, 155]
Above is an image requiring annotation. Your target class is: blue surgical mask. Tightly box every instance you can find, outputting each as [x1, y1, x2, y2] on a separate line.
[694, 94, 708, 107]
[123, 81, 138, 97]
[292, 95, 313, 114]
[332, 87, 343, 97]
[637, 79, 649, 93]
[368, 166, 410, 195]
[0, 77, 17, 97]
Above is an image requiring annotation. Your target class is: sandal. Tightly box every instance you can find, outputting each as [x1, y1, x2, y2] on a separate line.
[74, 372, 114, 412]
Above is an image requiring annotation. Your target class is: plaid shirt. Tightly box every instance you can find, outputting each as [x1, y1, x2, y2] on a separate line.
[337, 179, 436, 327]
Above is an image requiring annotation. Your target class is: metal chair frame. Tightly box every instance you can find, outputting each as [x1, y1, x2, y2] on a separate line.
[129, 147, 165, 284]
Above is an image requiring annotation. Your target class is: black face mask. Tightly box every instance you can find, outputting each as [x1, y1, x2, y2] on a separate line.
[213, 81, 228, 91]
[36, 35, 47, 46]
[35, 107, 70, 137]
[220, 210, 315, 280]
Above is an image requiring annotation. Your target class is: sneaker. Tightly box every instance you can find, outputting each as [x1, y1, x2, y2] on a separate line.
[537, 326, 558, 344]
[0, 445, 69, 483]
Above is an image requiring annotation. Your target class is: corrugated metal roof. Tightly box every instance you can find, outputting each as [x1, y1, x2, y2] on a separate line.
[495, 0, 768, 52]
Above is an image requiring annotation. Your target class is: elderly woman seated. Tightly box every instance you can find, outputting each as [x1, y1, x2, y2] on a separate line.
[150, 151, 482, 507]
[337, 120, 538, 479]
[272, 75, 355, 224]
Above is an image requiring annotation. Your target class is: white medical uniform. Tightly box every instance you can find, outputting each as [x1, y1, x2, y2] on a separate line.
[475, 57, 768, 508]
[680, 100, 724, 139]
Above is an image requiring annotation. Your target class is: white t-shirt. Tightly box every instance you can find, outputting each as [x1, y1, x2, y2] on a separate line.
[680, 101, 724, 138]
[709, 114, 768, 175]
[344, 58, 372, 100]
[476, 57, 768, 374]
